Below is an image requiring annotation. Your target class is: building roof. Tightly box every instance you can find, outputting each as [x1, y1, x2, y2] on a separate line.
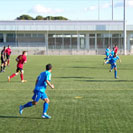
[0, 20, 132, 32]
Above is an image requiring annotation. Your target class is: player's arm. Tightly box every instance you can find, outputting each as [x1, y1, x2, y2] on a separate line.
[104, 58, 110, 64]
[24, 61, 27, 64]
[16, 57, 19, 62]
[117, 56, 121, 63]
[1, 54, 4, 59]
[35, 79, 38, 86]
[118, 58, 121, 63]
[46, 80, 54, 89]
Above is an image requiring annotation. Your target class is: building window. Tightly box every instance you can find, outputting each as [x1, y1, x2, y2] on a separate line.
[64, 34, 71, 49]
[17, 33, 45, 46]
[112, 33, 123, 49]
[0, 34, 3, 42]
[89, 34, 95, 49]
[48, 34, 55, 49]
[72, 35, 78, 49]
[80, 34, 86, 49]
[130, 34, 133, 49]
[55, 34, 63, 49]
[6, 33, 16, 42]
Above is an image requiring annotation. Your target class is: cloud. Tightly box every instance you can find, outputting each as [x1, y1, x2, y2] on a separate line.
[127, 0, 133, 7]
[102, 3, 111, 9]
[84, 0, 133, 12]
[29, 4, 64, 14]
[84, 5, 97, 11]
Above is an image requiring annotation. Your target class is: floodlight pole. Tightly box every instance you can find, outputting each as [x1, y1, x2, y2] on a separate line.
[123, 0, 127, 55]
[112, 0, 113, 20]
[98, 0, 100, 20]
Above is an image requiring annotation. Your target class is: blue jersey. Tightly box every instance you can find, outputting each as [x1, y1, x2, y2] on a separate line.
[108, 56, 119, 65]
[105, 48, 110, 56]
[34, 71, 51, 93]
[110, 50, 114, 57]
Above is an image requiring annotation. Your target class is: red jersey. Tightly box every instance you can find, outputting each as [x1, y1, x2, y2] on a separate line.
[5, 48, 12, 56]
[17, 55, 27, 69]
[114, 46, 118, 54]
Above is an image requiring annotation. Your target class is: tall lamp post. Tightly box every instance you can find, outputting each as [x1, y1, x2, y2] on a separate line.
[124, 0, 126, 55]
[112, 0, 113, 20]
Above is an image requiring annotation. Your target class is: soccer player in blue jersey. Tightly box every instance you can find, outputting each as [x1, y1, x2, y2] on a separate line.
[19, 64, 54, 119]
[104, 46, 110, 61]
[110, 47, 115, 58]
[105, 53, 121, 79]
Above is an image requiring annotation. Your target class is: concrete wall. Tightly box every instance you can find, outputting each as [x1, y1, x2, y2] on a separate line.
[0, 47, 132, 55]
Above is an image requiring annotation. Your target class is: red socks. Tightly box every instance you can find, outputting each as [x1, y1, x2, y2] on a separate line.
[10, 73, 24, 81]
[7, 60, 10, 66]
[10, 73, 16, 79]
[20, 73, 24, 81]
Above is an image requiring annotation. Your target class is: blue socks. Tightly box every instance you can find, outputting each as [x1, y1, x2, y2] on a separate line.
[43, 102, 49, 114]
[23, 101, 33, 109]
[114, 70, 117, 78]
[22, 101, 49, 114]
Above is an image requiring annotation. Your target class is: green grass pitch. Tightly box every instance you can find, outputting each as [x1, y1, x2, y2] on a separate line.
[0, 55, 133, 133]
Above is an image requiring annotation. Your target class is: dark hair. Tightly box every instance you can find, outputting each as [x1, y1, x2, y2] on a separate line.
[3, 46, 6, 50]
[22, 51, 27, 55]
[46, 64, 52, 70]
[114, 53, 117, 57]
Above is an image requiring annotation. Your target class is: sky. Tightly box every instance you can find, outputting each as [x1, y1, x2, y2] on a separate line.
[0, 0, 133, 24]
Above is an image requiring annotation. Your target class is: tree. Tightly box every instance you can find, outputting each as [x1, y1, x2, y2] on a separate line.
[35, 15, 44, 20]
[16, 15, 33, 20]
[16, 15, 68, 20]
[45, 16, 68, 20]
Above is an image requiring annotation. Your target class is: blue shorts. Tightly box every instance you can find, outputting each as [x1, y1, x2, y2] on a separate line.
[111, 63, 117, 69]
[32, 90, 48, 102]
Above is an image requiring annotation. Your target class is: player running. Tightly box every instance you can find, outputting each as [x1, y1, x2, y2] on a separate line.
[19, 64, 54, 119]
[8, 51, 27, 83]
[5, 45, 12, 66]
[105, 53, 121, 79]
[104, 46, 110, 61]
[0, 46, 6, 72]
[110, 48, 115, 58]
[113, 45, 118, 54]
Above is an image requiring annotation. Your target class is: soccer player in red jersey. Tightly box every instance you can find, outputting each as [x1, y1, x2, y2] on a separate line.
[8, 51, 27, 83]
[5, 45, 12, 66]
[0, 46, 6, 72]
[114, 45, 118, 54]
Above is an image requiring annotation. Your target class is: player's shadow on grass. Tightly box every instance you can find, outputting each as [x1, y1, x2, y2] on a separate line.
[68, 66, 105, 69]
[77, 80, 133, 82]
[0, 115, 43, 120]
[55, 76, 94, 79]
[0, 80, 35, 83]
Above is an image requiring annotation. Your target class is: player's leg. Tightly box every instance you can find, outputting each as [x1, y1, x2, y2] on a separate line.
[8, 68, 19, 82]
[0, 58, 5, 72]
[3, 61, 7, 71]
[0, 63, 4, 72]
[20, 69, 27, 83]
[7, 59, 10, 66]
[19, 91, 40, 115]
[42, 93, 51, 119]
[7, 59, 9, 66]
[114, 66, 118, 79]
[110, 64, 114, 72]
[6, 55, 10, 66]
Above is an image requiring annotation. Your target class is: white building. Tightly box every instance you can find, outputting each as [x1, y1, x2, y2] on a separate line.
[0, 20, 133, 55]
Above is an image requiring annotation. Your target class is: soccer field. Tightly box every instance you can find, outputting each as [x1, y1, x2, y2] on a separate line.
[0, 55, 133, 133]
